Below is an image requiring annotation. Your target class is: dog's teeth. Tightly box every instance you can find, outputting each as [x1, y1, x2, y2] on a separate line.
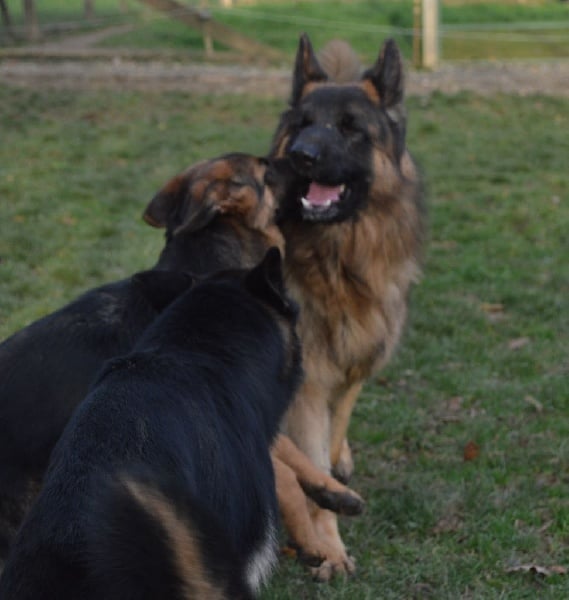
[340, 184, 346, 193]
[301, 197, 311, 209]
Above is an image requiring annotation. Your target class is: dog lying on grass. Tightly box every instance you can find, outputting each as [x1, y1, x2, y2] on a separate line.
[0, 250, 302, 599]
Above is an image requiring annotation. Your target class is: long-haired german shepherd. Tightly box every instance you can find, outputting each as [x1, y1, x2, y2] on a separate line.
[267, 34, 426, 579]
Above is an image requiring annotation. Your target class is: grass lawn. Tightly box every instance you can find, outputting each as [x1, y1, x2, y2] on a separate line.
[0, 84, 568, 598]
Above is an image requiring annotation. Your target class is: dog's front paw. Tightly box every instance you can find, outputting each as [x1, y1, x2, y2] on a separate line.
[307, 486, 364, 516]
[311, 552, 356, 582]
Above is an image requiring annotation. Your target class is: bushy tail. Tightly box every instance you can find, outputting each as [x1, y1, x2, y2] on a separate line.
[316, 39, 363, 83]
[86, 474, 252, 600]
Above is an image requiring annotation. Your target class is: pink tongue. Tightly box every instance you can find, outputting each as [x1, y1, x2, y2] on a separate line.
[305, 182, 342, 206]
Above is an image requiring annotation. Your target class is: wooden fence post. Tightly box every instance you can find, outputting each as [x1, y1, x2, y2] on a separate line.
[422, 0, 439, 69]
[23, 0, 40, 42]
[413, 0, 422, 68]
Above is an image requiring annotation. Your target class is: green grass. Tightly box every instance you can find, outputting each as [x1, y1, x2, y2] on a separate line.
[2, 1, 568, 60]
[1, 85, 568, 598]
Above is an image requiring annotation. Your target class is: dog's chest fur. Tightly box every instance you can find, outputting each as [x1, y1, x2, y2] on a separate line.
[283, 195, 421, 388]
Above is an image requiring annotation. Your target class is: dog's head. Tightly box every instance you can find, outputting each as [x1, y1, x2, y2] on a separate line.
[269, 34, 407, 224]
[144, 153, 285, 270]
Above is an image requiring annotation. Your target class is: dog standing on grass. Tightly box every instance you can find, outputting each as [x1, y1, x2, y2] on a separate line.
[268, 34, 426, 579]
[0, 249, 302, 599]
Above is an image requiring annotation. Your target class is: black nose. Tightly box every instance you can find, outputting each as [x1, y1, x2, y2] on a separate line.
[289, 140, 320, 172]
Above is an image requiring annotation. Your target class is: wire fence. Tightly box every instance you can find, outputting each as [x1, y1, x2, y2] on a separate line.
[1, 3, 568, 52]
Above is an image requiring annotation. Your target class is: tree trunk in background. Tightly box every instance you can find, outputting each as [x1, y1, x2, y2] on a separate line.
[0, 0, 15, 41]
[23, 0, 40, 41]
[84, 0, 95, 21]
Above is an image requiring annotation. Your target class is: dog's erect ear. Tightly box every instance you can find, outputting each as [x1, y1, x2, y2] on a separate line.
[245, 247, 295, 316]
[362, 38, 404, 110]
[132, 269, 194, 311]
[290, 33, 328, 106]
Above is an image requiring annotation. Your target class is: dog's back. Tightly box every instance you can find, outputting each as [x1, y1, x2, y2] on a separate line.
[0, 154, 283, 557]
[0, 276, 172, 555]
[0, 250, 301, 599]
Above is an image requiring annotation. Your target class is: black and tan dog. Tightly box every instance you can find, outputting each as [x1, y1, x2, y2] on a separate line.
[268, 34, 426, 579]
[0, 153, 283, 558]
[0, 250, 302, 599]
[0, 153, 362, 567]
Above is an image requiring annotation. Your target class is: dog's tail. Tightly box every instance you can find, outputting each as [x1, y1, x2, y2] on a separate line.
[316, 39, 363, 83]
[86, 474, 252, 600]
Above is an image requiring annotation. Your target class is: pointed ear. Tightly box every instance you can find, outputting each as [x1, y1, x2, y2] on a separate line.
[245, 248, 295, 316]
[132, 269, 194, 312]
[290, 33, 328, 106]
[362, 38, 404, 110]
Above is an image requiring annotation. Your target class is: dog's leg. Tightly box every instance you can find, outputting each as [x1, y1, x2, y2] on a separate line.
[272, 434, 364, 516]
[308, 504, 357, 581]
[332, 439, 354, 485]
[272, 455, 327, 566]
[273, 453, 358, 579]
[330, 382, 362, 483]
[283, 386, 357, 581]
[283, 382, 332, 477]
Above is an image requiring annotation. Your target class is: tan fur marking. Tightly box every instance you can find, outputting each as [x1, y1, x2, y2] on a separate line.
[273, 434, 361, 500]
[359, 79, 381, 104]
[124, 479, 226, 600]
[329, 383, 362, 467]
[272, 456, 323, 561]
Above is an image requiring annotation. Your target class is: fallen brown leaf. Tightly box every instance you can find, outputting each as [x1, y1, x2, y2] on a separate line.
[481, 302, 504, 314]
[509, 337, 530, 350]
[280, 546, 297, 559]
[60, 214, 77, 226]
[447, 396, 463, 412]
[463, 440, 480, 462]
[432, 514, 463, 535]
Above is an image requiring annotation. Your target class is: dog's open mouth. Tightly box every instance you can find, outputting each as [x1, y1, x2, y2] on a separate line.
[300, 182, 348, 221]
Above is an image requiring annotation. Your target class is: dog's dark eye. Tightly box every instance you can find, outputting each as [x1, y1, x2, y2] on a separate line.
[340, 114, 356, 133]
[299, 114, 313, 128]
[229, 178, 247, 188]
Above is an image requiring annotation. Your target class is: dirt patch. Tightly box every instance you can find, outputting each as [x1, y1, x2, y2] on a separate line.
[1, 56, 568, 97]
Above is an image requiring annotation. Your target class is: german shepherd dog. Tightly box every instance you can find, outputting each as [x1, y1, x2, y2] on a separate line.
[0, 153, 362, 567]
[267, 34, 426, 579]
[0, 250, 302, 599]
[0, 154, 283, 558]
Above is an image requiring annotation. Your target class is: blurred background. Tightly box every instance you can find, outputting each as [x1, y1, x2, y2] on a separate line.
[1, 0, 568, 63]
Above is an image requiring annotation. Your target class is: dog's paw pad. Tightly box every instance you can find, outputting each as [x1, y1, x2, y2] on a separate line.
[311, 555, 357, 582]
